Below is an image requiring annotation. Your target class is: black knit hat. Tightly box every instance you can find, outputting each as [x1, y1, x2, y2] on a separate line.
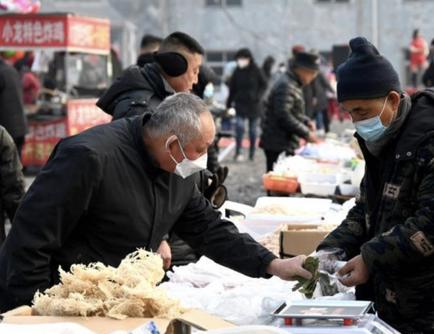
[337, 37, 401, 102]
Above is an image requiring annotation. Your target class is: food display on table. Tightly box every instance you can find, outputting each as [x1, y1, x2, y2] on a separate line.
[32, 249, 183, 319]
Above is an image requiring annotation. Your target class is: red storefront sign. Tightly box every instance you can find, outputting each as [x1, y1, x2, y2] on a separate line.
[22, 101, 111, 167]
[0, 14, 110, 54]
[67, 99, 112, 135]
[21, 118, 67, 167]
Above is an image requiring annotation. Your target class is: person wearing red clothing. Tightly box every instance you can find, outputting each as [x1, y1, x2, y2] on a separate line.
[409, 29, 429, 88]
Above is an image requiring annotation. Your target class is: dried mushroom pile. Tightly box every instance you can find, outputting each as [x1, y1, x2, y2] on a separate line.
[32, 249, 183, 319]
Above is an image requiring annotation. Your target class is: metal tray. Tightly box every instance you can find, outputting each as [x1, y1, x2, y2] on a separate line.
[272, 300, 373, 320]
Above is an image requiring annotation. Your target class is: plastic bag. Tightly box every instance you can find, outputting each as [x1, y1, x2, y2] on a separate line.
[313, 248, 352, 297]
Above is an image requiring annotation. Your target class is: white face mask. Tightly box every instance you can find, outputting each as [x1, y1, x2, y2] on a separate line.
[167, 137, 208, 179]
[237, 58, 250, 68]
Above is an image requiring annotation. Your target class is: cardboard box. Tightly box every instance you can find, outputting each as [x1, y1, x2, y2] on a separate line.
[1, 306, 234, 334]
[279, 224, 330, 257]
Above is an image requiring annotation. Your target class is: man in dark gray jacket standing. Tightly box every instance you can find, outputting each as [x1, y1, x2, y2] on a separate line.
[260, 51, 319, 172]
[0, 56, 27, 158]
[0, 93, 311, 312]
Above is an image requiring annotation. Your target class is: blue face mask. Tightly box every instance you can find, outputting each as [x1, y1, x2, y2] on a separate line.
[354, 96, 389, 142]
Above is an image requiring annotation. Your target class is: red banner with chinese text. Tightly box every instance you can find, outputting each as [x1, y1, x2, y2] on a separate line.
[0, 14, 110, 54]
[66, 99, 111, 135]
[21, 118, 67, 167]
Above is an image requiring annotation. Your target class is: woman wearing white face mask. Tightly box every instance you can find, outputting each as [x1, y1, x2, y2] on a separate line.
[226, 48, 267, 161]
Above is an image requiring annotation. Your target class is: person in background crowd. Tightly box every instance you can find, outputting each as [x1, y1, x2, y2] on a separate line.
[261, 55, 275, 81]
[14, 52, 41, 106]
[409, 29, 429, 89]
[0, 53, 28, 158]
[260, 51, 319, 172]
[0, 126, 25, 245]
[0, 93, 312, 312]
[318, 37, 434, 333]
[422, 38, 434, 87]
[226, 48, 267, 161]
[136, 34, 163, 67]
[309, 52, 335, 134]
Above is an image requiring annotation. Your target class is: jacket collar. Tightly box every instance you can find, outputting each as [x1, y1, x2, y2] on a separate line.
[287, 68, 303, 87]
[141, 63, 172, 100]
[130, 114, 161, 175]
[394, 89, 434, 161]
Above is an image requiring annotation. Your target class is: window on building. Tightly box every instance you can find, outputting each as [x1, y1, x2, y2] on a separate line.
[205, 50, 237, 77]
[205, 0, 242, 7]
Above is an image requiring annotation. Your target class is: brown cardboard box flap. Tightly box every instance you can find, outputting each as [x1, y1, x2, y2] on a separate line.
[1, 306, 234, 334]
[280, 228, 329, 257]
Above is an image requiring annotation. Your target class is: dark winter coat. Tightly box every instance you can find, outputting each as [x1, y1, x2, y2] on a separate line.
[260, 69, 311, 154]
[0, 115, 276, 312]
[0, 126, 25, 243]
[226, 64, 267, 118]
[97, 63, 167, 119]
[318, 89, 434, 333]
[0, 59, 27, 139]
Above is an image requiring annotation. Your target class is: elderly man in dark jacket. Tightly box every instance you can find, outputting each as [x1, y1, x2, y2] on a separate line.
[0, 93, 311, 312]
[98, 32, 225, 268]
[318, 37, 434, 333]
[0, 126, 25, 244]
[0, 56, 27, 157]
[260, 51, 319, 172]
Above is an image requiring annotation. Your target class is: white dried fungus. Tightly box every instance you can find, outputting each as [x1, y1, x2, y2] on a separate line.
[32, 249, 183, 319]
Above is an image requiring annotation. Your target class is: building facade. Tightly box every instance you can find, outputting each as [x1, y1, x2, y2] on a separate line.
[40, 0, 434, 85]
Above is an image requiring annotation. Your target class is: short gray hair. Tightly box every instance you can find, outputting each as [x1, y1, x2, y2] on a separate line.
[144, 92, 209, 146]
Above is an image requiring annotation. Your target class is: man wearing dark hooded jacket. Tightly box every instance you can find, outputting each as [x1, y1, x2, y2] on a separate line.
[317, 37, 434, 333]
[0, 93, 311, 312]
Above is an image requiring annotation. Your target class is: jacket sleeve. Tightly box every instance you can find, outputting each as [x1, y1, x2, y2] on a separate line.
[226, 72, 237, 109]
[317, 176, 369, 259]
[0, 142, 102, 311]
[0, 127, 25, 221]
[273, 81, 310, 139]
[173, 186, 277, 278]
[361, 149, 434, 273]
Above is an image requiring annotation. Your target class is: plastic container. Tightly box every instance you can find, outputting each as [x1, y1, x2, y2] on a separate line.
[262, 174, 299, 193]
[299, 182, 337, 197]
[338, 184, 358, 196]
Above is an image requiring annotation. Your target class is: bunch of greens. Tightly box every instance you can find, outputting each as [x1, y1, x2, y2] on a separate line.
[292, 256, 320, 299]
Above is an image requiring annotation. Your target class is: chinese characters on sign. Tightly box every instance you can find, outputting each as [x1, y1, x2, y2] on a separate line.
[1, 18, 65, 46]
[0, 14, 110, 52]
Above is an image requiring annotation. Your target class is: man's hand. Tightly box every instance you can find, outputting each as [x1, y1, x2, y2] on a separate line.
[157, 240, 172, 270]
[266, 256, 312, 281]
[307, 131, 319, 143]
[337, 255, 369, 286]
[308, 121, 317, 132]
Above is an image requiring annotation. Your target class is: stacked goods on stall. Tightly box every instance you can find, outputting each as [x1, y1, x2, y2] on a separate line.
[263, 140, 364, 198]
[241, 197, 352, 257]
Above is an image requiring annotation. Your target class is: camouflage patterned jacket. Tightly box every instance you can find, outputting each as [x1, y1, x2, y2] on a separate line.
[318, 89, 434, 333]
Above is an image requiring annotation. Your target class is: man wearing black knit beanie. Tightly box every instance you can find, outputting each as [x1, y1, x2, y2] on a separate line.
[317, 37, 434, 333]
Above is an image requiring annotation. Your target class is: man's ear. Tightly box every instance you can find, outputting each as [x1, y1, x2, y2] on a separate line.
[388, 91, 401, 111]
[165, 135, 178, 151]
